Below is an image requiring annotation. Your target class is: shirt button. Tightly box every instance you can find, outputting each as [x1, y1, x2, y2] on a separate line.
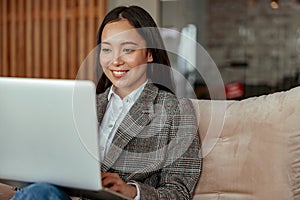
[108, 124, 113, 128]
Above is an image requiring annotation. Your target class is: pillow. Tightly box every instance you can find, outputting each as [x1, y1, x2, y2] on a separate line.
[191, 86, 300, 200]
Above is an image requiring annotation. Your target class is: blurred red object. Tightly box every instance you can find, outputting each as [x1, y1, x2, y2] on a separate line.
[225, 82, 244, 99]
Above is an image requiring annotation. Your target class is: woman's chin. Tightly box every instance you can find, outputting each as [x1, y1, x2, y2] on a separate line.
[114, 80, 130, 89]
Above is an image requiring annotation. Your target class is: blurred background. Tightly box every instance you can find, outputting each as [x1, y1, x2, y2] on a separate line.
[1, 0, 300, 100]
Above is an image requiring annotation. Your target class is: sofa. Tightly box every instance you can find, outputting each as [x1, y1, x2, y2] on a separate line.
[1, 86, 300, 199]
[191, 86, 300, 200]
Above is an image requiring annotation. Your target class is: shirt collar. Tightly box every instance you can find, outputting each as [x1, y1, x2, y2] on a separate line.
[107, 80, 148, 102]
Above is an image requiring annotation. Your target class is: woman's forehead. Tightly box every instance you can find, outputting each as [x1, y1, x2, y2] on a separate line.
[101, 20, 146, 44]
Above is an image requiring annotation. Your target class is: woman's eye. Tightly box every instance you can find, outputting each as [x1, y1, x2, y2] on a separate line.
[101, 48, 111, 53]
[123, 48, 135, 53]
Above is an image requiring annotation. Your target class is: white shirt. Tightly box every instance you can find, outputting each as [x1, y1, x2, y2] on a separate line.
[99, 81, 147, 200]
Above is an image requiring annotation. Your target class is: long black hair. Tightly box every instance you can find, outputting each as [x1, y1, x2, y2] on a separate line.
[96, 6, 175, 94]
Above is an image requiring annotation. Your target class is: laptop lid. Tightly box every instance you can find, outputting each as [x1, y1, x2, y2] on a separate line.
[0, 77, 101, 191]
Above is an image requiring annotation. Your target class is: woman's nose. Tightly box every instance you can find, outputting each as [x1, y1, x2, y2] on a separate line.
[112, 54, 124, 66]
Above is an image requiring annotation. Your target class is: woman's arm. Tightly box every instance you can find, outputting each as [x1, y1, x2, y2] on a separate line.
[136, 98, 202, 199]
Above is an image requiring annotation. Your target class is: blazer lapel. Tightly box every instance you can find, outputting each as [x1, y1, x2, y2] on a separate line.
[102, 83, 158, 171]
[96, 89, 110, 125]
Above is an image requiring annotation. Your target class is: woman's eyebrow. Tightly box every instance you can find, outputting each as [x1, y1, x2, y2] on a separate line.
[101, 41, 139, 46]
[121, 41, 139, 46]
[101, 41, 111, 45]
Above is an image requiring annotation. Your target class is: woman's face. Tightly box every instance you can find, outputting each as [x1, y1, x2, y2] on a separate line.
[100, 19, 153, 97]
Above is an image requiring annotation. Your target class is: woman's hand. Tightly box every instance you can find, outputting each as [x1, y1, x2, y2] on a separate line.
[101, 172, 137, 198]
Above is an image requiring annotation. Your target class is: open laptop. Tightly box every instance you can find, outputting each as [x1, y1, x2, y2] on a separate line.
[0, 77, 131, 200]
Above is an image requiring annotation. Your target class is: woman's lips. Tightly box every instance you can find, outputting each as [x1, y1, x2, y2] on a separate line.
[111, 70, 129, 78]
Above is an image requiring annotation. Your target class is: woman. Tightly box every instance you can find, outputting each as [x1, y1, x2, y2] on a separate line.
[13, 5, 201, 200]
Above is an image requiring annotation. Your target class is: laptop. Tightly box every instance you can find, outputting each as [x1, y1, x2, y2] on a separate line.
[0, 77, 131, 200]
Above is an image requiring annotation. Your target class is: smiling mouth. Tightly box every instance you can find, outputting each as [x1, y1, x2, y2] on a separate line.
[111, 70, 129, 78]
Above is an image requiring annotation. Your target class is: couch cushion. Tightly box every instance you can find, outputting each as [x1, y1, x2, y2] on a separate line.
[191, 86, 300, 200]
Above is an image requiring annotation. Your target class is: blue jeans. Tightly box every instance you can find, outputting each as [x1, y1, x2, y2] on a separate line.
[12, 183, 70, 200]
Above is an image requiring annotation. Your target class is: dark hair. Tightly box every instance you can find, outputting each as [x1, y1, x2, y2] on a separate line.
[95, 6, 175, 94]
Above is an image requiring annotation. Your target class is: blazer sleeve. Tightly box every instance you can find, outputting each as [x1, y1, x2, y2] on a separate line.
[136, 98, 202, 200]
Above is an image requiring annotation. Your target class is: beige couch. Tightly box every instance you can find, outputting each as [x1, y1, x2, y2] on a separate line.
[192, 86, 300, 200]
[1, 86, 300, 199]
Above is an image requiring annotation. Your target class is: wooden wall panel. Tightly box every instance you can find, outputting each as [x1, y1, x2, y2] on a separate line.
[42, 0, 50, 78]
[60, 0, 67, 79]
[0, 0, 107, 80]
[10, 0, 17, 76]
[87, 0, 95, 80]
[17, 0, 25, 76]
[1, 0, 8, 76]
[68, 0, 77, 79]
[33, 0, 41, 77]
[50, 0, 58, 78]
[78, 0, 85, 80]
[25, 0, 33, 77]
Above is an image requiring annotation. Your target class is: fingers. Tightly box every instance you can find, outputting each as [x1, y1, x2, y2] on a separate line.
[101, 172, 124, 190]
[101, 172, 137, 198]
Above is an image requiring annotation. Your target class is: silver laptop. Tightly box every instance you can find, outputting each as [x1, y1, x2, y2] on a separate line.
[0, 77, 131, 200]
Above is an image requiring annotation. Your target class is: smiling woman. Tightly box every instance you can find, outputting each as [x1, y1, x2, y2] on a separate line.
[11, 5, 202, 200]
[92, 6, 201, 200]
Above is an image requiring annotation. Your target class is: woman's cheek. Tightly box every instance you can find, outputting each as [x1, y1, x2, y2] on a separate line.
[123, 57, 136, 68]
[100, 54, 112, 67]
[101, 61, 109, 70]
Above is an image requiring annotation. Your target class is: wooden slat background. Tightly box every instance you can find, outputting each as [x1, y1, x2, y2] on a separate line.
[0, 0, 107, 80]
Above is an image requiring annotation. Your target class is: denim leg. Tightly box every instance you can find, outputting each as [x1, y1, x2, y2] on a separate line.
[12, 183, 70, 200]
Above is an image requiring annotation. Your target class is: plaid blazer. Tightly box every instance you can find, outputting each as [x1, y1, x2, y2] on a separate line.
[96, 83, 202, 200]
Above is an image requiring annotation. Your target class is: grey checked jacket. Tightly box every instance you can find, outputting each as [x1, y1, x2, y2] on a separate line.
[96, 83, 202, 200]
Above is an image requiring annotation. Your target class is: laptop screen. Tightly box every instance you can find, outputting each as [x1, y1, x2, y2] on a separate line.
[0, 77, 101, 191]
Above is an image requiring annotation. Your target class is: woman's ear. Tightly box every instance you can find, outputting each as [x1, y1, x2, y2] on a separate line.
[147, 50, 153, 62]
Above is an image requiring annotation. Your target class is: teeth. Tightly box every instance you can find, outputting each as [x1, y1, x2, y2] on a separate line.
[113, 71, 127, 75]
